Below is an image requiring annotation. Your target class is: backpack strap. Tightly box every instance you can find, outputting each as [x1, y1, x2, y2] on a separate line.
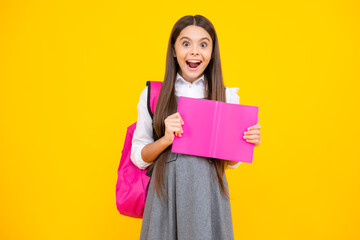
[146, 81, 162, 141]
[146, 81, 162, 118]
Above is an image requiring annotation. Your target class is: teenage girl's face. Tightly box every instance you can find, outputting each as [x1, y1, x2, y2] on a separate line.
[173, 25, 213, 83]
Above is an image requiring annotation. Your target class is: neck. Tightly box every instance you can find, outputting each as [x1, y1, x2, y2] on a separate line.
[178, 72, 204, 84]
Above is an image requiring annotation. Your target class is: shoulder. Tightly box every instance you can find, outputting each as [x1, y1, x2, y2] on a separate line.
[140, 85, 148, 97]
[138, 85, 148, 103]
[225, 86, 240, 104]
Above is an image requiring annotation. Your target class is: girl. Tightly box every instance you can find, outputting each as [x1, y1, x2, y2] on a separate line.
[131, 15, 261, 240]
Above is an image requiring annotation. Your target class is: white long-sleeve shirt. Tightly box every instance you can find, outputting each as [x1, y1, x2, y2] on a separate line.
[131, 72, 242, 170]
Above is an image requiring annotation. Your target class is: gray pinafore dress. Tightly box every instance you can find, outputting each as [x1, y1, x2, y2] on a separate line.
[140, 96, 234, 240]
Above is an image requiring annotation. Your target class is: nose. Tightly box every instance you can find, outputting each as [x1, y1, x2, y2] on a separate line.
[190, 46, 199, 56]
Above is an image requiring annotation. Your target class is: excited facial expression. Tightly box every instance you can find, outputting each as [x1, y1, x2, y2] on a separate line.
[173, 25, 213, 83]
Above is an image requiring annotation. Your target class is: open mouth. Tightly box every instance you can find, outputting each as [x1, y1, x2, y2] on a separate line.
[186, 60, 202, 71]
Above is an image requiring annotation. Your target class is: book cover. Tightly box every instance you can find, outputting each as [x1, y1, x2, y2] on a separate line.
[172, 96, 259, 163]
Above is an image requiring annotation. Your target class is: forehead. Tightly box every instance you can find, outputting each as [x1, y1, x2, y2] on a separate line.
[177, 25, 212, 42]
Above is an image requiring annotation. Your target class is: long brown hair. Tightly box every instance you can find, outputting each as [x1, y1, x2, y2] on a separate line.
[148, 15, 230, 202]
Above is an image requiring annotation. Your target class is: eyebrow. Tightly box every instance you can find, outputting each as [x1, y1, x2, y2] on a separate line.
[180, 36, 210, 42]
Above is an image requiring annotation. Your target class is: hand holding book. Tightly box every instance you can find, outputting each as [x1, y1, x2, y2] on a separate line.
[163, 112, 185, 145]
[243, 116, 261, 147]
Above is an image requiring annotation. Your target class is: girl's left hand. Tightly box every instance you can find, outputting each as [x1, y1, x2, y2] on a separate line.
[243, 116, 261, 147]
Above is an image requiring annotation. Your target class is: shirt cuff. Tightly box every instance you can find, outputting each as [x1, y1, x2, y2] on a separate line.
[131, 145, 153, 170]
[227, 161, 241, 169]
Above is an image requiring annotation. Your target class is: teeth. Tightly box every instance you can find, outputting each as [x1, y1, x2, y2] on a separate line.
[187, 60, 201, 63]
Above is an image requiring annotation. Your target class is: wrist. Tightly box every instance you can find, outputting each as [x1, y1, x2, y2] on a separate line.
[227, 160, 238, 165]
[159, 136, 172, 148]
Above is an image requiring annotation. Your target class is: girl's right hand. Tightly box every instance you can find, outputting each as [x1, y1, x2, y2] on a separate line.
[163, 112, 184, 144]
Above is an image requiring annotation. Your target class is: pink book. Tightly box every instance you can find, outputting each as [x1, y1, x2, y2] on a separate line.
[172, 96, 259, 163]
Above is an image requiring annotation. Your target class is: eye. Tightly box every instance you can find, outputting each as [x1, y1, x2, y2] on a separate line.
[182, 41, 190, 47]
[200, 42, 207, 47]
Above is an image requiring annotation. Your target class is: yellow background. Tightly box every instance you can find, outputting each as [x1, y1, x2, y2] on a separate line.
[1, 0, 359, 239]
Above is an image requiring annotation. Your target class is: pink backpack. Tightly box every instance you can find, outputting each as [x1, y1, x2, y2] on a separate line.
[116, 81, 162, 218]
